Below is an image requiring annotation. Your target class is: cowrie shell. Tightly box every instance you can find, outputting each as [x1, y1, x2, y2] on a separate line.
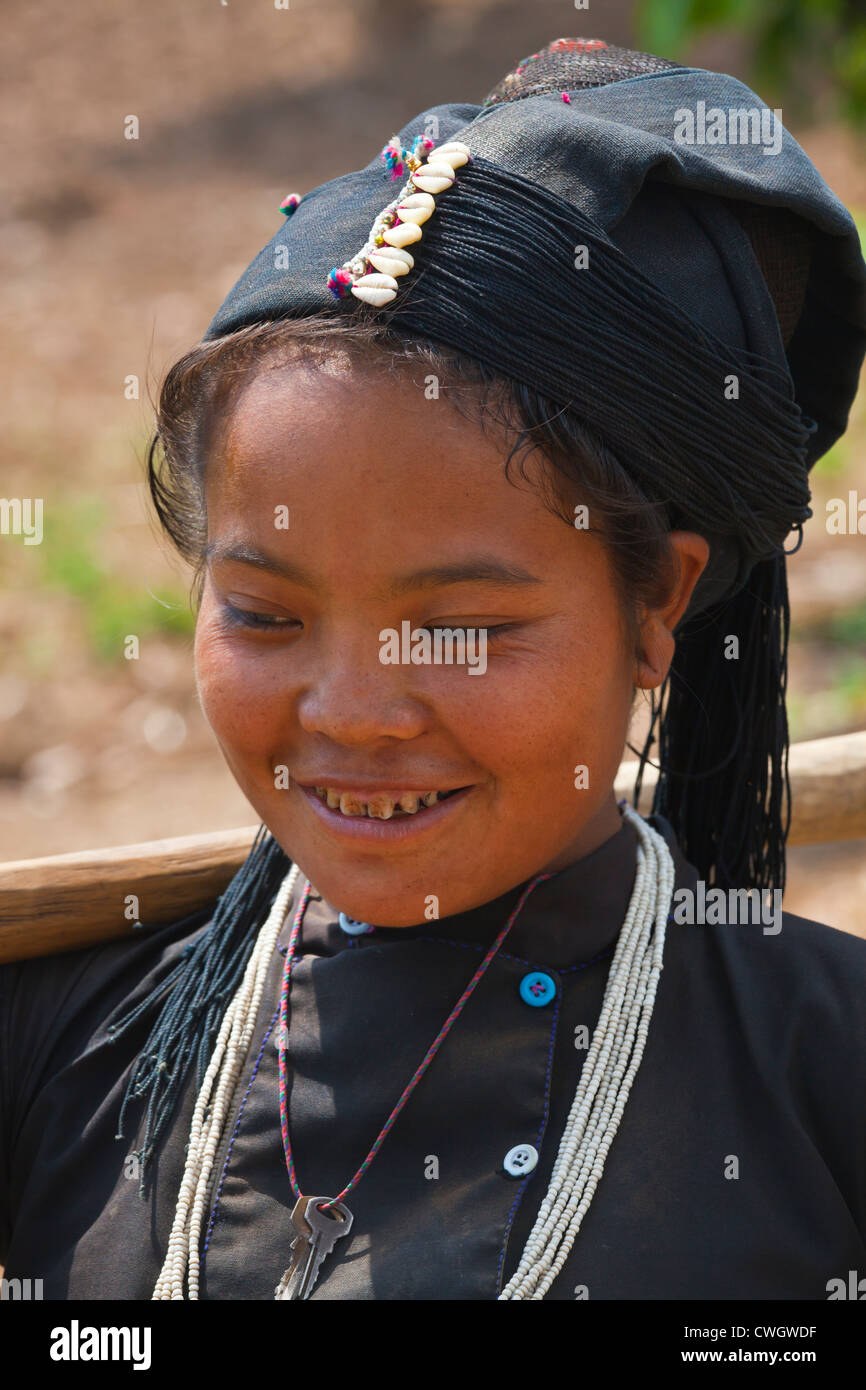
[411, 162, 455, 194]
[432, 141, 470, 168]
[367, 246, 414, 277]
[382, 221, 422, 248]
[395, 191, 435, 225]
[350, 272, 398, 306]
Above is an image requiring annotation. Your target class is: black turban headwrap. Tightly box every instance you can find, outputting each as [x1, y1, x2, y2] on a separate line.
[204, 38, 866, 894]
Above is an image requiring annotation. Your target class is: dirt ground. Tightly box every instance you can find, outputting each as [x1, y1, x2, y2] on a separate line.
[1, 1, 864, 936]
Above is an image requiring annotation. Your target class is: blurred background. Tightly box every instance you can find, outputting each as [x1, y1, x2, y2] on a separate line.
[1, 0, 864, 931]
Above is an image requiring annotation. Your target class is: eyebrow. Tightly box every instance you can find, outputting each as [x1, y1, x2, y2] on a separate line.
[205, 542, 543, 594]
[389, 558, 543, 595]
[205, 541, 317, 589]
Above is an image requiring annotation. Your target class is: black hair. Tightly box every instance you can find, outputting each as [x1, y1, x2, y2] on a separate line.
[148, 310, 678, 627]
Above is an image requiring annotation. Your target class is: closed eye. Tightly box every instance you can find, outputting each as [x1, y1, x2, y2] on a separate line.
[421, 623, 521, 638]
[222, 600, 301, 631]
[222, 604, 523, 637]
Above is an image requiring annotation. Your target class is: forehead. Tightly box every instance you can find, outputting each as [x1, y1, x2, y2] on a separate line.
[209, 359, 556, 542]
[202, 358, 615, 599]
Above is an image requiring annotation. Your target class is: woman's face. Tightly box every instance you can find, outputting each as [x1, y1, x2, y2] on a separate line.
[195, 357, 703, 926]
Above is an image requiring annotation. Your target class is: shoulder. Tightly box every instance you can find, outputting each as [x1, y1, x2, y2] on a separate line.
[723, 905, 866, 1006]
[773, 906, 866, 974]
[765, 907, 866, 1034]
[662, 903, 866, 1231]
[669, 894, 866, 1006]
[666, 904, 866, 1107]
[0, 907, 213, 1101]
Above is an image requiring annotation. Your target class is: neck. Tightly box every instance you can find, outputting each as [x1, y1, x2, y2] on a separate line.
[538, 792, 625, 875]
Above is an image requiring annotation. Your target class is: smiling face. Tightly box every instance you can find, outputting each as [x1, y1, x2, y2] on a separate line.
[194, 353, 704, 926]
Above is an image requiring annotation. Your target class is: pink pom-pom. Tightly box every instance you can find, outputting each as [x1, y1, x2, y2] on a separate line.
[381, 139, 406, 180]
[327, 267, 354, 299]
[561, 93, 571, 104]
[280, 193, 301, 216]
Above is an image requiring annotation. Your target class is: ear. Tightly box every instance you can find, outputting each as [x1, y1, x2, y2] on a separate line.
[633, 531, 710, 690]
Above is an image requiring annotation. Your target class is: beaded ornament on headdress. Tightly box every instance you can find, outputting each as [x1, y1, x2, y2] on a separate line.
[482, 36, 609, 106]
[325, 133, 470, 306]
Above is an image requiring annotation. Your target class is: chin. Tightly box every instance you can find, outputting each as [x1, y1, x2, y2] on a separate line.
[279, 846, 478, 929]
[314, 873, 442, 929]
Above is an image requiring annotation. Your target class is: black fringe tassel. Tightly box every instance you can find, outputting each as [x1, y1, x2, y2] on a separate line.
[636, 551, 792, 892]
[110, 823, 290, 1193]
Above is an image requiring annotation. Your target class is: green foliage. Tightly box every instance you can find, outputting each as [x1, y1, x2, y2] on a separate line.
[636, 0, 866, 123]
[789, 599, 866, 738]
[824, 600, 866, 648]
[835, 655, 866, 702]
[812, 439, 849, 478]
[39, 496, 195, 661]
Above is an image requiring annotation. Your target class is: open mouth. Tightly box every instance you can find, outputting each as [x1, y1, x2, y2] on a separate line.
[309, 787, 467, 819]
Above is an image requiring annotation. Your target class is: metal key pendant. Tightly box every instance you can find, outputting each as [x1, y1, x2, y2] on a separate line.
[274, 1195, 354, 1301]
[274, 1197, 319, 1301]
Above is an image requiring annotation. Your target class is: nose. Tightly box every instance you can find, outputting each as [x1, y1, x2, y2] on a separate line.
[296, 635, 431, 745]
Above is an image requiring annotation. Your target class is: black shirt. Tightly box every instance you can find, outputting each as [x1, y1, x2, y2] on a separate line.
[1, 816, 864, 1299]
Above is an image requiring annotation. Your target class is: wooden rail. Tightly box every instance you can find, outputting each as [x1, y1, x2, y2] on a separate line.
[0, 731, 864, 965]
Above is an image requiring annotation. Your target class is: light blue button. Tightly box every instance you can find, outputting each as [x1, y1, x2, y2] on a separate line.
[504, 1143, 539, 1177]
[339, 912, 374, 937]
[519, 971, 556, 1007]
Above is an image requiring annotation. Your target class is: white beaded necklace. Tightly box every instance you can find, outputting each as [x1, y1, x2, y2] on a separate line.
[500, 807, 674, 1297]
[153, 864, 301, 1300]
[153, 806, 673, 1300]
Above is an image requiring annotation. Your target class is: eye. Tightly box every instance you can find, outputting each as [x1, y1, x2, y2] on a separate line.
[421, 623, 520, 638]
[222, 600, 301, 631]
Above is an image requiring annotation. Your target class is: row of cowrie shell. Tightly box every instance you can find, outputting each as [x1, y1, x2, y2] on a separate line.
[350, 141, 470, 306]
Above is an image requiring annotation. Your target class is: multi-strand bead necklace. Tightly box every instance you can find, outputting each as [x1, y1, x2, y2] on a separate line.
[153, 805, 674, 1299]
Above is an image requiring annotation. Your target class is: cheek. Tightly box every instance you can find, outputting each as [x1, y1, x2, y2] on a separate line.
[194, 607, 290, 760]
[438, 615, 633, 791]
[193, 588, 633, 799]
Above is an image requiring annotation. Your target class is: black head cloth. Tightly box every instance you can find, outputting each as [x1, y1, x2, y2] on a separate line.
[202, 37, 866, 891]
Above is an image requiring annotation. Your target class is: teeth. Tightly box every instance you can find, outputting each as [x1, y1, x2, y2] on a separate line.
[313, 787, 450, 816]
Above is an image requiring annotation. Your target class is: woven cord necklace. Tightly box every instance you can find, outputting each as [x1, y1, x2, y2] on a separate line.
[153, 805, 674, 1300]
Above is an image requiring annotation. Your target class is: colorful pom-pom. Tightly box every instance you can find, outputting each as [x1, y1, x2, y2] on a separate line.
[280, 193, 302, 216]
[381, 138, 405, 181]
[561, 92, 571, 103]
[327, 267, 354, 299]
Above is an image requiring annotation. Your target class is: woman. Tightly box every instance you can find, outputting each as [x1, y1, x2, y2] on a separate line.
[1, 37, 865, 1301]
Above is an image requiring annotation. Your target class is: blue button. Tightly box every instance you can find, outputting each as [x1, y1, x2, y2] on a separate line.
[519, 971, 556, 1007]
[339, 912, 374, 937]
[504, 1143, 539, 1177]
